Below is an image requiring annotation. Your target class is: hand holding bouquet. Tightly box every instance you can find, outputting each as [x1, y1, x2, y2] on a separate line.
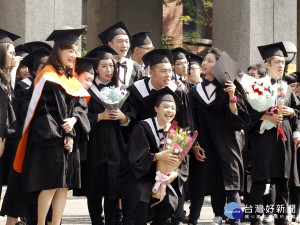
[152, 121, 198, 201]
[99, 86, 129, 110]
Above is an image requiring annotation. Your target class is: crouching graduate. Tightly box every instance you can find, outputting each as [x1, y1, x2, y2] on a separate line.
[121, 87, 189, 225]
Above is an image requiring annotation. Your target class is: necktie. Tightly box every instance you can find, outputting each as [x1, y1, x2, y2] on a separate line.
[271, 78, 276, 85]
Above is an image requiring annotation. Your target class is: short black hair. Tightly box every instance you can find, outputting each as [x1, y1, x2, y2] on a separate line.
[247, 63, 266, 77]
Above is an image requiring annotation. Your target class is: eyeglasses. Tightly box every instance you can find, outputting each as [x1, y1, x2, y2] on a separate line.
[138, 46, 155, 51]
[175, 62, 189, 66]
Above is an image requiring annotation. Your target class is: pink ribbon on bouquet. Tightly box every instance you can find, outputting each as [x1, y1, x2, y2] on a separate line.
[151, 171, 178, 208]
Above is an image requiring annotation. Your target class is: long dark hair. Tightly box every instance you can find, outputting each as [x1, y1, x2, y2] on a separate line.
[95, 58, 119, 87]
[46, 43, 76, 76]
[207, 48, 247, 111]
[0, 43, 13, 94]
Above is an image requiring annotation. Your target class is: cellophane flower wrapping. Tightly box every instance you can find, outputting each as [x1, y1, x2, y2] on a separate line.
[99, 86, 129, 110]
[240, 74, 277, 133]
[152, 120, 198, 199]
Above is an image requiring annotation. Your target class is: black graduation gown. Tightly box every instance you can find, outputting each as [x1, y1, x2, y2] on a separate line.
[188, 83, 250, 197]
[20, 80, 90, 193]
[82, 81, 127, 199]
[120, 120, 189, 212]
[126, 77, 193, 129]
[247, 85, 300, 184]
[0, 84, 17, 194]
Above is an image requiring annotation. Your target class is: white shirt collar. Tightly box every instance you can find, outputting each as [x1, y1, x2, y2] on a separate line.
[148, 78, 157, 91]
[95, 77, 111, 86]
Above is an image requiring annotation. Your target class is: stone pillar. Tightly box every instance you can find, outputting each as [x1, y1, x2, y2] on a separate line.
[0, 0, 82, 47]
[213, 0, 297, 72]
[86, 0, 162, 51]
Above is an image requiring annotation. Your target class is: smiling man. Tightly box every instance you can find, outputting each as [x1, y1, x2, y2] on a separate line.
[98, 21, 143, 89]
[247, 42, 300, 225]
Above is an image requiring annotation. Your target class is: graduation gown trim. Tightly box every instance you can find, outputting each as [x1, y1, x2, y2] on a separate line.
[13, 64, 90, 173]
[133, 78, 177, 98]
[16, 77, 32, 89]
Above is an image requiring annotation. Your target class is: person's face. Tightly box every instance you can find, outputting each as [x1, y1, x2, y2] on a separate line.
[17, 65, 30, 79]
[155, 101, 176, 125]
[248, 69, 261, 79]
[174, 58, 188, 77]
[96, 58, 114, 83]
[201, 53, 217, 75]
[108, 34, 130, 58]
[265, 56, 285, 80]
[59, 45, 78, 68]
[188, 64, 202, 84]
[137, 43, 154, 58]
[150, 63, 172, 89]
[77, 71, 94, 90]
[6, 44, 15, 69]
[289, 82, 300, 96]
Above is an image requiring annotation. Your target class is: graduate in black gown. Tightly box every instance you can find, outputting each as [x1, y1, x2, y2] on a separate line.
[84, 45, 132, 225]
[247, 42, 300, 225]
[188, 48, 250, 225]
[171, 47, 190, 93]
[1, 47, 53, 225]
[130, 31, 154, 78]
[121, 87, 188, 225]
[9, 27, 90, 225]
[98, 21, 143, 89]
[186, 52, 203, 91]
[126, 49, 193, 129]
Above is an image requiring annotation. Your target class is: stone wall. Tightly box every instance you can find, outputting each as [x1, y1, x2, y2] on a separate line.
[0, 0, 82, 48]
[213, 0, 297, 72]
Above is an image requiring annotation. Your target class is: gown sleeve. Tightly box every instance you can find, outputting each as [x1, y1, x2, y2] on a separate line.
[128, 122, 155, 180]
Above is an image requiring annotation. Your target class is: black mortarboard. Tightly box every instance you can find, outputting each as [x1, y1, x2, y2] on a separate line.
[24, 41, 52, 53]
[257, 42, 288, 60]
[75, 57, 99, 75]
[98, 21, 132, 44]
[85, 45, 118, 59]
[210, 51, 239, 87]
[142, 49, 173, 68]
[143, 87, 182, 114]
[15, 45, 29, 57]
[189, 52, 203, 66]
[131, 32, 152, 49]
[0, 28, 21, 44]
[21, 47, 51, 72]
[171, 47, 189, 62]
[46, 27, 85, 45]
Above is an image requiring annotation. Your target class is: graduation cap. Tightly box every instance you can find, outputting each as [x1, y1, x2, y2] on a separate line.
[24, 41, 52, 53]
[143, 87, 182, 114]
[21, 47, 51, 72]
[85, 45, 118, 59]
[131, 31, 152, 49]
[46, 27, 85, 45]
[210, 51, 239, 87]
[142, 49, 173, 68]
[15, 45, 29, 57]
[257, 42, 288, 60]
[98, 21, 132, 44]
[171, 47, 189, 62]
[189, 52, 203, 66]
[0, 28, 21, 44]
[75, 57, 99, 75]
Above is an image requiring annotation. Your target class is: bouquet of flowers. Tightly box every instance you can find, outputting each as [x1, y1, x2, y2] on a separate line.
[240, 74, 277, 134]
[99, 86, 129, 110]
[152, 121, 198, 201]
